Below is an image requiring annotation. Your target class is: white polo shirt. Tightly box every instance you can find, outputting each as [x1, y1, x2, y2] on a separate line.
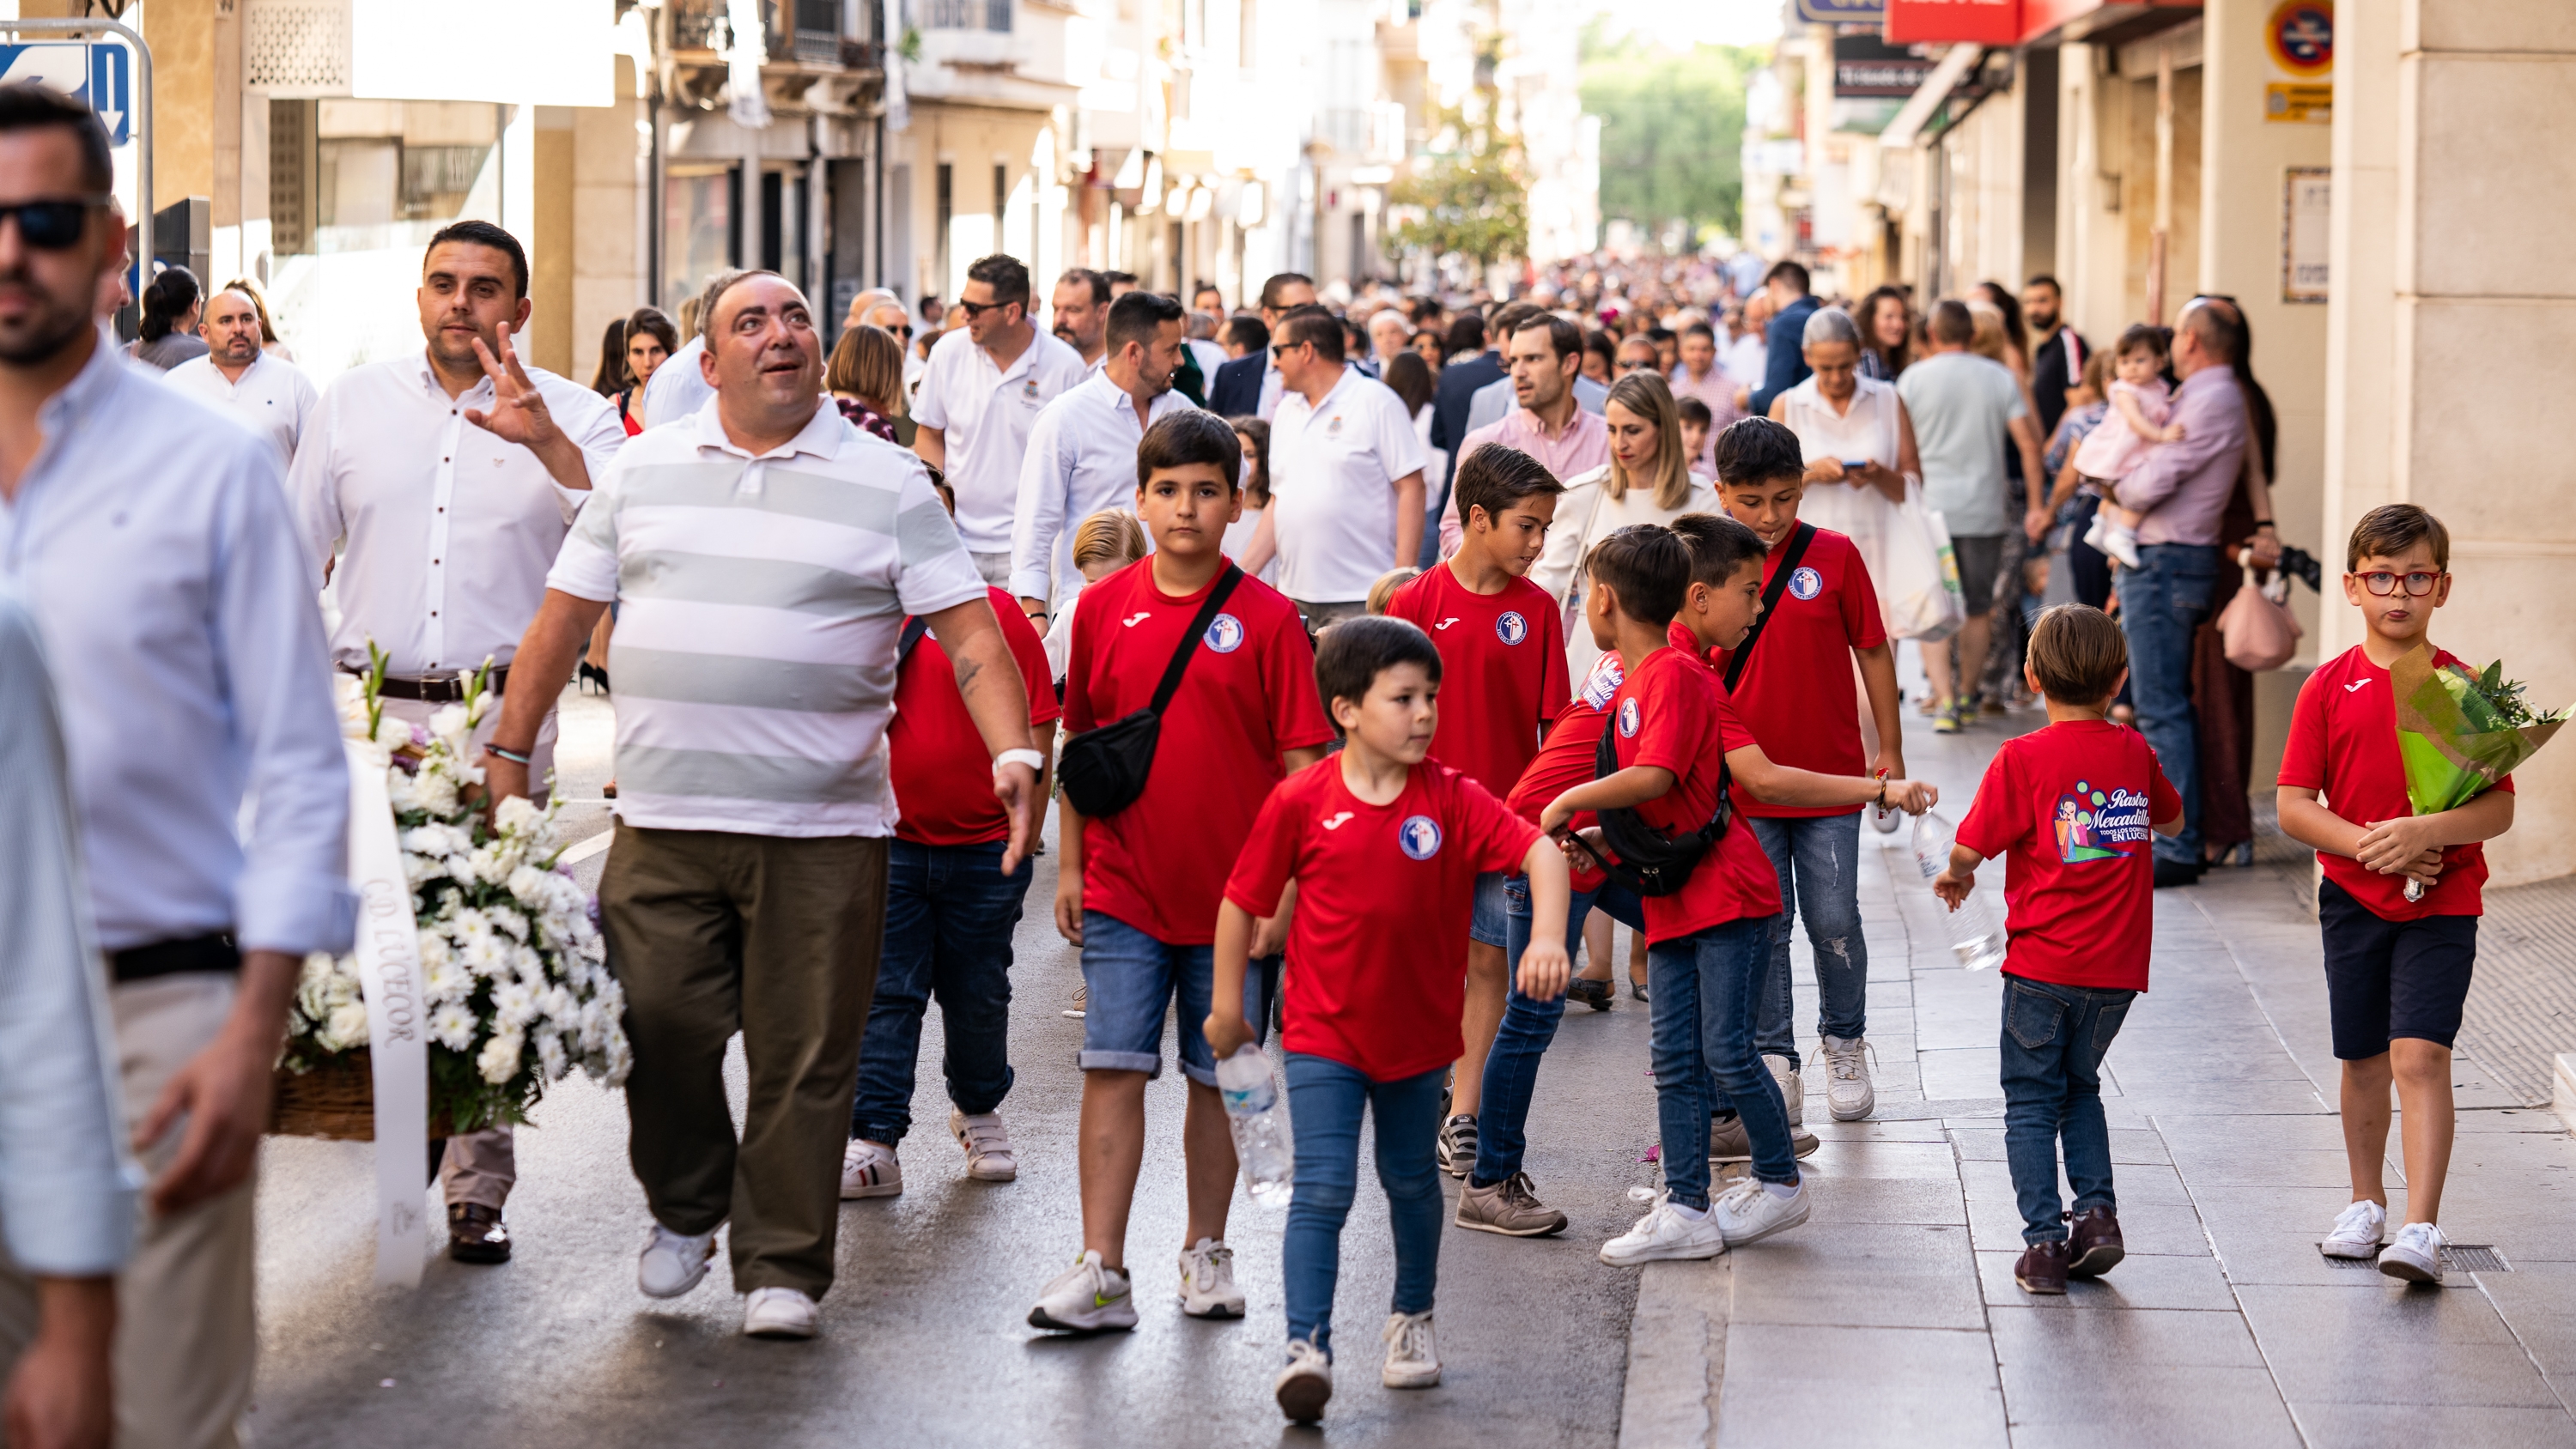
[1268, 369, 1428, 603]
[1009, 371, 1194, 605]
[161, 349, 319, 469]
[911, 325, 1087, 554]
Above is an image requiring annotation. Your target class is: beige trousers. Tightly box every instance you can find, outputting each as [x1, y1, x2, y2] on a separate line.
[0, 973, 256, 1449]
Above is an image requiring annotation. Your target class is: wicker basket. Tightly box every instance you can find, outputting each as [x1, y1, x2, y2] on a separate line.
[269, 1051, 446, 1142]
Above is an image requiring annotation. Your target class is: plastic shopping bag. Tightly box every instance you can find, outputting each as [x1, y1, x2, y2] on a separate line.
[1879, 479, 1965, 642]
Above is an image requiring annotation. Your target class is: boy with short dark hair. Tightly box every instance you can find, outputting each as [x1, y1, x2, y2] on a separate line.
[1934, 604, 2182, 1295]
[1031, 411, 1335, 1333]
[1541, 523, 1932, 1265]
[1211, 616, 1573, 1424]
[1385, 442, 1570, 1176]
[1675, 397, 1715, 473]
[1707, 415, 1906, 1129]
[2277, 505, 2515, 1284]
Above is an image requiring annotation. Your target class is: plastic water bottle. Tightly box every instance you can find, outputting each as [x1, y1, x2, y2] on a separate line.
[1911, 809, 2007, 972]
[1215, 1046, 1295, 1206]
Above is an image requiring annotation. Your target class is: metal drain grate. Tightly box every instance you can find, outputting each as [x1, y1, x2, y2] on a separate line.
[2318, 1244, 2511, 1272]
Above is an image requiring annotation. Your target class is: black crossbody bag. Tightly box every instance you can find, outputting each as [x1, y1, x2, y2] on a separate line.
[1057, 566, 1245, 818]
[1589, 524, 1815, 896]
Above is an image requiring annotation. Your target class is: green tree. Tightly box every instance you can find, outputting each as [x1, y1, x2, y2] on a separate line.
[1388, 93, 1529, 266]
[1581, 30, 1762, 240]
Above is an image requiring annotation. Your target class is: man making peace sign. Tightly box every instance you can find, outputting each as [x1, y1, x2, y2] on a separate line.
[289, 219, 627, 1267]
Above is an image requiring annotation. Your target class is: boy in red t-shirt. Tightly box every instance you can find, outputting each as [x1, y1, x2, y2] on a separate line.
[1540, 522, 1933, 1267]
[1211, 617, 1572, 1424]
[1385, 442, 1569, 1177]
[1709, 417, 1905, 1128]
[2275, 505, 2516, 1286]
[1029, 413, 1335, 1335]
[842, 574, 1060, 1200]
[1935, 605, 2182, 1295]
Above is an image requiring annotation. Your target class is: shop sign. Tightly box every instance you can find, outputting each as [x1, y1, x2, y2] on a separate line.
[1797, 0, 1887, 21]
[1834, 36, 1939, 97]
[1885, 0, 2020, 47]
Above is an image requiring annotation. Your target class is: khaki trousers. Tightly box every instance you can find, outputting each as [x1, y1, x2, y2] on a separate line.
[600, 825, 889, 1300]
[0, 973, 256, 1449]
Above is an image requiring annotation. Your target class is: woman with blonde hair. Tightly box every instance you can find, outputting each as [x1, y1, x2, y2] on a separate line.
[827, 322, 911, 446]
[1530, 370, 1717, 677]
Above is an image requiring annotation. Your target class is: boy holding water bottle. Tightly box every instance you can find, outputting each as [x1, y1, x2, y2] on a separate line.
[1208, 616, 1573, 1425]
[1932, 604, 2180, 1296]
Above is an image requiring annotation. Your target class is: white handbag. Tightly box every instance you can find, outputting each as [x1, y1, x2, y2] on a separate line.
[1879, 477, 1966, 642]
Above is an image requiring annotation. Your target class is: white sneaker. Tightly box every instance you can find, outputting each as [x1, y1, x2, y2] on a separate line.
[1820, 1035, 1875, 1122]
[840, 1139, 902, 1200]
[742, 1286, 817, 1339]
[1381, 1309, 1442, 1388]
[1600, 1198, 1727, 1266]
[1063, 980, 1086, 1020]
[1274, 1337, 1334, 1423]
[2320, 1198, 2386, 1259]
[637, 1223, 719, 1299]
[950, 1109, 1018, 1182]
[1765, 1053, 1804, 1129]
[2379, 1221, 2446, 1284]
[2095, 517, 2142, 570]
[1178, 1237, 1246, 1319]
[1027, 1250, 1139, 1332]
[1712, 1176, 1812, 1247]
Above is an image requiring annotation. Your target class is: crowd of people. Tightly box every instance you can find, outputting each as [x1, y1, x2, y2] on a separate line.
[0, 76, 2517, 1446]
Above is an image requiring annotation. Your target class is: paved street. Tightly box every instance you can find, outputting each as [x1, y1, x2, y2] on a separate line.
[245, 679, 2576, 1446]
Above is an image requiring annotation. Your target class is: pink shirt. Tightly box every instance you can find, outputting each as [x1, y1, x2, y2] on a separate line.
[1668, 363, 1746, 469]
[1438, 405, 1612, 555]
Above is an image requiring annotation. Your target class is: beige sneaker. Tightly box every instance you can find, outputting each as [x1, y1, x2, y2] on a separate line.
[1455, 1172, 1569, 1237]
[1709, 1112, 1820, 1163]
[1765, 1054, 1805, 1128]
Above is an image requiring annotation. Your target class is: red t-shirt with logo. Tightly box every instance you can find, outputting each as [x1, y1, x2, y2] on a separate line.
[1385, 563, 1571, 800]
[1228, 759, 1540, 1081]
[2277, 644, 2509, 920]
[1506, 652, 1625, 892]
[1064, 560, 1335, 943]
[1954, 720, 2181, 991]
[889, 586, 1061, 846]
[1607, 646, 1783, 944]
[1706, 526, 1887, 818]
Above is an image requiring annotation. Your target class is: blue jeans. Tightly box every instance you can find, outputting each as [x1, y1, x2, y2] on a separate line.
[2115, 543, 2219, 864]
[1469, 877, 1647, 1185]
[1282, 1053, 1447, 1357]
[1078, 912, 1272, 1086]
[1649, 916, 1794, 1209]
[850, 839, 1030, 1143]
[1747, 813, 1868, 1068]
[1999, 975, 2134, 1244]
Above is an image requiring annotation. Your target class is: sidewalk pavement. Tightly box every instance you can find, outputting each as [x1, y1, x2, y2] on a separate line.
[1617, 703, 2576, 1449]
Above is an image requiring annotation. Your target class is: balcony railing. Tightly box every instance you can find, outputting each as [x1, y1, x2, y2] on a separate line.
[921, 0, 1011, 33]
[669, 0, 878, 68]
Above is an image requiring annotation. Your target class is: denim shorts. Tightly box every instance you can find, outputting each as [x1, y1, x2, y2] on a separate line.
[1470, 870, 1509, 949]
[1079, 911, 1268, 1087]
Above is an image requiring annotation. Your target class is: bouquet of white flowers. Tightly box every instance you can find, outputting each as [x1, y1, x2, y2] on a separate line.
[275, 648, 630, 1138]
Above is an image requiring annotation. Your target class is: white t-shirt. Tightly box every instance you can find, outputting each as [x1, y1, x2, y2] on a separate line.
[912, 326, 1088, 554]
[161, 350, 319, 470]
[641, 335, 714, 428]
[1267, 370, 1428, 603]
[1010, 372, 1193, 604]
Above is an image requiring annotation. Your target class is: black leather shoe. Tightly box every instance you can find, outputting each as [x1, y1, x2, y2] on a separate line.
[1566, 977, 1615, 1012]
[2152, 857, 2204, 889]
[448, 1203, 512, 1264]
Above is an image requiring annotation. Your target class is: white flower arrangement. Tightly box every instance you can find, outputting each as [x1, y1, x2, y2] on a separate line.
[283, 647, 630, 1134]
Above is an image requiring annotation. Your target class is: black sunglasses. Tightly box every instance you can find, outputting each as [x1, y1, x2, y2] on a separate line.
[1271, 340, 1308, 358]
[955, 298, 1016, 319]
[0, 195, 109, 250]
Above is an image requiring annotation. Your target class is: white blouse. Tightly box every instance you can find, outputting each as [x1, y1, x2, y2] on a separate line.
[1530, 463, 1720, 681]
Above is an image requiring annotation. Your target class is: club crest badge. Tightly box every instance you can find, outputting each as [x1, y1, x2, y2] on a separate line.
[1399, 815, 1443, 860]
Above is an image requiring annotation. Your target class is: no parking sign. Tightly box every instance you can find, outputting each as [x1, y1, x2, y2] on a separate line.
[2263, 1, 2332, 124]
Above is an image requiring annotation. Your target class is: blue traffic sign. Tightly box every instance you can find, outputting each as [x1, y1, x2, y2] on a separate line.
[0, 41, 132, 146]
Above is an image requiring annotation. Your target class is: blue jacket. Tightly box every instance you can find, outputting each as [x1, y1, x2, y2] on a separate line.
[1209, 354, 1267, 419]
[1751, 294, 1819, 416]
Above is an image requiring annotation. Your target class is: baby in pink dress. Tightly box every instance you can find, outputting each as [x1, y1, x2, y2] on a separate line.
[2071, 325, 2185, 568]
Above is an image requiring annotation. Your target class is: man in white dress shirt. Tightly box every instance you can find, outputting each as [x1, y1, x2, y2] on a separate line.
[913, 253, 1087, 586]
[1245, 305, 1426, 627]
[289, 219, 624, 1267]
[1011, 288, 1192, 622]
[161, 283, 316, 468]
[0, 85, 352, 1448]
[639, 268, 744, 429]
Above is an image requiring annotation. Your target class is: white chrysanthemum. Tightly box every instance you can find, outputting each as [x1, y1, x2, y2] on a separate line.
[494, 795, 541, 837]
[323, 1000, 371, 1052]
[506, 864, 550, 906]
[386, 767, 421, 811]
[492, 980, 538, 1027]
[451, 907, 491, 941]
[372, 712, 412, 752]
[541, 985, 578, 1027]
[295, 955, 337, 1022]
[493, 909, 530, 943]
[536, 1032, 568, 1080]
[430, 1002, 477, 1052]
[412, 765, 459, 816]
[476, 1029, 524, 1084]
[459, 933, 511, 977]
[401, 826, 455, 858]
[323, 967, 359, 1009]
[446, 852, 482, 887]
[423, 959, 472, 1004]
[416, 931, 453, 970]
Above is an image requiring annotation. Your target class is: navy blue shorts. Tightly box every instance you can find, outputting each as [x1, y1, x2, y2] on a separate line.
[2318, 877, 2478, 1059]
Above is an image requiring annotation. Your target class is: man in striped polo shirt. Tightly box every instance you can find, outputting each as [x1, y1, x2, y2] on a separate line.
[482, 271, 1045, 1342]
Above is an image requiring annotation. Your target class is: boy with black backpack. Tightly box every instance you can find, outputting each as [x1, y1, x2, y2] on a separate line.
[1540, 522, 1932, 1264]
[1030, 412, 1335, 1333]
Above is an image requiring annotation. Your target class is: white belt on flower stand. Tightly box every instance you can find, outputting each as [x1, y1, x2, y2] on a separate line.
[343, 737, 431, 1287]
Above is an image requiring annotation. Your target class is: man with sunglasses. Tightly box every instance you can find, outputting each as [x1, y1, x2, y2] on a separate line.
[914, 254, 1086, 587]
[2109, 297, 2253, 886]
[290, 219, 626, 1264]
[0, 84, 354, 1446]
